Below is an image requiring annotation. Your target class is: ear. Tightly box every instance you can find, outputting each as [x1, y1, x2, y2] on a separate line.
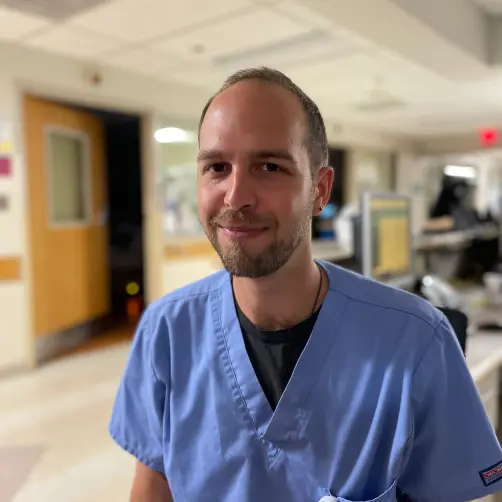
[313, 166, 334, 216]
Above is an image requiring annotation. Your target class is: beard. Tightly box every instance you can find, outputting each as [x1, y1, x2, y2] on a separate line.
[202, 202, 313, 278]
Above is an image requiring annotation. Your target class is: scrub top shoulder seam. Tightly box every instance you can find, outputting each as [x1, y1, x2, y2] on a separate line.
[410, 321, 438, 378]
[144, 309, 162, 384]
[155, 286, 226, 306]
[149, 270, 230, 308]
[326, 284, 440, 332]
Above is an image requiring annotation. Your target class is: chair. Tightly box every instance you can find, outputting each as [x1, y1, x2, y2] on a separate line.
[437, 306, 468, 357]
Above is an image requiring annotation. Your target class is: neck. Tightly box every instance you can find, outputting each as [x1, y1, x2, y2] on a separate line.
[232, 244, 327, 330]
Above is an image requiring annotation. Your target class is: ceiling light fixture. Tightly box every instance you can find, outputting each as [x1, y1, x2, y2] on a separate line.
[154, 127, 196, 144]
[444, 165, 477, 179]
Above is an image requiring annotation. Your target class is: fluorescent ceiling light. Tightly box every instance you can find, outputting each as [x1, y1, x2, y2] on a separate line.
[154, 127, 196, 144]
[444, 165, 477, 179]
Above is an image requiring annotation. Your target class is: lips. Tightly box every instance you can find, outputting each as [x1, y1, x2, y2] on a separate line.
[219, 226, 266, 238]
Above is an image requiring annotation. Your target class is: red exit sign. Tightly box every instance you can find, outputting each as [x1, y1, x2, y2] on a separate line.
[479, 128, 499, 147]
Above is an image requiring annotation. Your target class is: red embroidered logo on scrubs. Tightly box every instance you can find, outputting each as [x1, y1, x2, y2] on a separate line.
[480, 461, 502, 486]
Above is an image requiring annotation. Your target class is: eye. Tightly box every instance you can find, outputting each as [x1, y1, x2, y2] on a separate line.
[204, 163, 226, 174]
[262, 162, 281, 172]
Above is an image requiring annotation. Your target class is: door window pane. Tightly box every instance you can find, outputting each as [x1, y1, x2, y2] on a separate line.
[47, 131, 89, 224]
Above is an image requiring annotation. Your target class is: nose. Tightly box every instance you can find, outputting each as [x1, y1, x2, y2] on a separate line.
[223, 167, 257, 211]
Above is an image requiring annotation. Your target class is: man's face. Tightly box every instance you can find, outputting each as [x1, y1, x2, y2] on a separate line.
[197, 80, 320, 278]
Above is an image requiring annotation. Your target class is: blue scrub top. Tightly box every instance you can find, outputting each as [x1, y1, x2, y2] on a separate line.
[110, 261, 502, 502]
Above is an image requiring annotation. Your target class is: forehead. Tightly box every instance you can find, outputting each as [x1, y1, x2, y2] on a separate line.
[199, 80, 307, 150]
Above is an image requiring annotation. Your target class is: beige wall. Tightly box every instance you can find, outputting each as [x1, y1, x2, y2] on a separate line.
[345, 148, 396, 205]
[396, 151, 428, 234]
[0, 77, 32, 370]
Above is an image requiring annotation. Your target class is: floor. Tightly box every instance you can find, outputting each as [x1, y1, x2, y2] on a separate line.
[61, 323, 134, 359]
[0, 340, 135, 502]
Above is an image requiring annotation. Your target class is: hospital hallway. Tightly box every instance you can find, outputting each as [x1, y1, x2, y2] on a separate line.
[0, 343, 135, 502]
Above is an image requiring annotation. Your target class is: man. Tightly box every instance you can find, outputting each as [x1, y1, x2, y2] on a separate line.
[110, 67, 502, 502]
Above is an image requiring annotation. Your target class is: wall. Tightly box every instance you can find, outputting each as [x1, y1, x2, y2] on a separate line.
[157, 129, 212, 294]
[345, 148, 396, 205]
[396, 151, 429, 234]
[0, 77, 32, 371]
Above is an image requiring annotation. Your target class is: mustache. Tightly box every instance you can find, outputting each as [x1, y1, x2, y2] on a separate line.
[210, 210, 274, 227]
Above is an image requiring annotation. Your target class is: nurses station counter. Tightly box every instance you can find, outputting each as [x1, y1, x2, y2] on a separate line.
[310, 222, 499, 264]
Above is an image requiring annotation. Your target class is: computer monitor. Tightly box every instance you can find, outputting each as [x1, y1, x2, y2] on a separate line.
[361, 192, 414, 289]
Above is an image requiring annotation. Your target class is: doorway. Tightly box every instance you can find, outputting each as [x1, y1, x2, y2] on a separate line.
[23, 96, 145, 363]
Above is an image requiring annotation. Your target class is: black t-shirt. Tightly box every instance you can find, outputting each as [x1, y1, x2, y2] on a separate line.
[235, 300, 320, 410]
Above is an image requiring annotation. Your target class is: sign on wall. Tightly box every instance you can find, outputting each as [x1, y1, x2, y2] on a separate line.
[0, 157, 12, 177]
[0, 121, 13, 154]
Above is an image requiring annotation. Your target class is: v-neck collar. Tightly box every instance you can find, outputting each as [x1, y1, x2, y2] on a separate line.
[217, 261, 349, 456]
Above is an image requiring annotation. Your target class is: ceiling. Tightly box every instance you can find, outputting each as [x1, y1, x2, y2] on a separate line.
[472, 0, 502, 14]
[2, 0, 502, 138]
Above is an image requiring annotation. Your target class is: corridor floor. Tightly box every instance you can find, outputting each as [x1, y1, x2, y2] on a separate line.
[0, 343, 135, 502]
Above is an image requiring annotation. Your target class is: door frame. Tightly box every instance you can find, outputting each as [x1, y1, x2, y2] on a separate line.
[16, 82, 164, 366]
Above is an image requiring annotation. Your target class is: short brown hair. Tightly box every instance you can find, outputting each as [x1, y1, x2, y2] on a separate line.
[198, 67, 329, 175]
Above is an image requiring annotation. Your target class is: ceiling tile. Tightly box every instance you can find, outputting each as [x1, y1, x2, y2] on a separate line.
[70, 0, 252, 43]
[273, 2, 374, 51]
[153, 8, 310, 63]
[165, 63, 227, 90]
[285, 54, 380, 89]
[24, 25, 124, 59]
[102, 48, 181, 76]
[251, 0, 281, 4]
[0, 0, 110, 22]
[273, 1, 334, 29]
[0, 6, 50, 41]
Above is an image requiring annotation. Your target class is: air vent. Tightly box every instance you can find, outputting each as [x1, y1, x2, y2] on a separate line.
[0, 0, 109, 21]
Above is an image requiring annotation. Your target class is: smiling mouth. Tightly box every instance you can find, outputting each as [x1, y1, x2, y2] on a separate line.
[219, 226, 267, 238]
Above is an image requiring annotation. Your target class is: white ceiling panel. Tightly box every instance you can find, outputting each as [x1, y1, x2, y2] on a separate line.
[153, 8, 311, 63]
[166, 63, 228, 90]
[0, 6, 50, 41]
[25, 25, 123, 59]
[285, 53, 387, 89]
[286, 49, 451, 94]
[70, 0, 253, 43]
[102, 48, 181, 77]
[273, 0, 371, 49]
[251, 0, 282, 5]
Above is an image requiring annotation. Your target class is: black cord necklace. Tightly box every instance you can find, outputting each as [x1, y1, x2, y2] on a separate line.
[311, 262, 323, 315]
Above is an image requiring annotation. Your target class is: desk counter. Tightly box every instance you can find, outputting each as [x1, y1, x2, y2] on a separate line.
[468, 333, 502, 384]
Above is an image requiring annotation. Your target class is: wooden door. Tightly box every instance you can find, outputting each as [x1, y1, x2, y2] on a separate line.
[24, 95, 109, 338]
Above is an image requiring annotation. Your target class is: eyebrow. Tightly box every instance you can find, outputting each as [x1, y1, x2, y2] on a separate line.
[197, 149, 223, 162]
[197, 149, 296, 163]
